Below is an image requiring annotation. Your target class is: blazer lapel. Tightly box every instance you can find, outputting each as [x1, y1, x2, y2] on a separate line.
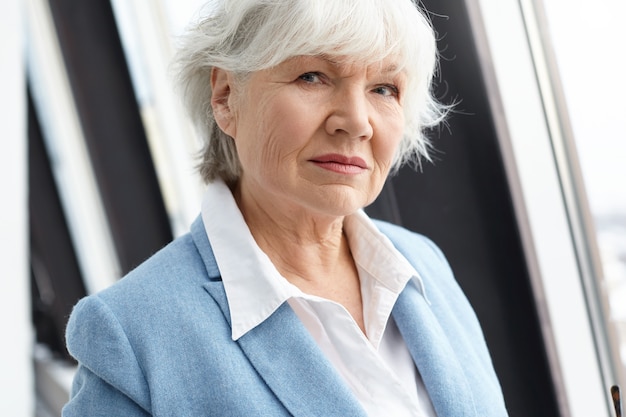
[393, 280, 477, 417]
[240, 302, 368, 417]
[202, 279, 366, 417]
[192, 216, 366, 417]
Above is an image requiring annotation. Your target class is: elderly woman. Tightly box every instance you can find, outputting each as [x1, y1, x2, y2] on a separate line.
[63, 0, 507, 416]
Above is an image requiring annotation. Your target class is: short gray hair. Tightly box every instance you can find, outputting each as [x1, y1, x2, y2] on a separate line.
[173, 0, 446, 184]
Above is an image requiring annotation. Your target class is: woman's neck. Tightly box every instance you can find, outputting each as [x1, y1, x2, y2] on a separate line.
[235, 182, 348, 280]
[233, 182, 365, 332]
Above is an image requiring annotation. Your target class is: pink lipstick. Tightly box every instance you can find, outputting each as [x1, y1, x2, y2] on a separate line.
[309, 154, 369, 174]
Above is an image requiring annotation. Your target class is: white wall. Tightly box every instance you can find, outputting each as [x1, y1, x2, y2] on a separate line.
[0, 0, 34, 415]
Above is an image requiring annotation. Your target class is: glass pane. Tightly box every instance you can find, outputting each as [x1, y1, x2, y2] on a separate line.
[543, 0, 626, 376]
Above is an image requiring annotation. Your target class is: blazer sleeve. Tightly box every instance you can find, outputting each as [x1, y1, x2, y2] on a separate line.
[62, 295, 153, 417]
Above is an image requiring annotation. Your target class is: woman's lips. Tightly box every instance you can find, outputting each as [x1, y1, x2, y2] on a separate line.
[309, 154, 369, 174]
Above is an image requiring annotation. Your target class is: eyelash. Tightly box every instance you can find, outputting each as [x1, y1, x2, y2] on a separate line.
[297, 72, 400, 98]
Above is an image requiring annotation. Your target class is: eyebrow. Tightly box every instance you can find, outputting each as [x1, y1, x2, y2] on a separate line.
[381, 64, 401, 74]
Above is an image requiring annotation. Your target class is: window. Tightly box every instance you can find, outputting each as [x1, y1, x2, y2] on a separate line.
[542, 0, 626, 391]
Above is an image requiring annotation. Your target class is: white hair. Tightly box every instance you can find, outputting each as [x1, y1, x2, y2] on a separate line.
[173, 0, 447, 184]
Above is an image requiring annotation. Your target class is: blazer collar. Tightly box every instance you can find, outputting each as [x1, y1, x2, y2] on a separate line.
[191, 216, 367, 416]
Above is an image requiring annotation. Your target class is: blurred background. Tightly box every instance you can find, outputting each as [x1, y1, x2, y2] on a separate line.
[2, 0, 624, 415]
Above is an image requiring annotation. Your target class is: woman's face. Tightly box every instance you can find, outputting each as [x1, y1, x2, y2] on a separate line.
[213, 55, 406, 220]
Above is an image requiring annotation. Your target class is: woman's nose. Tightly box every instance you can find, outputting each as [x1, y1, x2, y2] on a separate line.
[325, 89, 374, 141]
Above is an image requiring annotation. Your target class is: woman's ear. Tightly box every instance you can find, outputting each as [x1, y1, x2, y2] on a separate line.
[211, 67, 237, 137]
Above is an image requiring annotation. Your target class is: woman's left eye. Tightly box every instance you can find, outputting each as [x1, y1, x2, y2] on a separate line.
[372, 84, 399, 98]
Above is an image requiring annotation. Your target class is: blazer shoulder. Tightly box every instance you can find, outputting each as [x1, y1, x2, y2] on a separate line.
[65, 231, 207, 350]
[66, 294, 152, 412]
[96, 231, 211, 302]
[66, 230, 223, 362]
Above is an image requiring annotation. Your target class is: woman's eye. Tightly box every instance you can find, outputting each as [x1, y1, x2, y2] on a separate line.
[373, 84, 400, 98]
[298, 72, 322, 83]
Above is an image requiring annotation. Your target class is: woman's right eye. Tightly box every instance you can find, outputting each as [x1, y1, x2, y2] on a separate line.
[298, 72, 322, 83]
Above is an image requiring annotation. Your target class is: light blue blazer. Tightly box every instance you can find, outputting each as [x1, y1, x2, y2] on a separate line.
[63, 217, 508, 416]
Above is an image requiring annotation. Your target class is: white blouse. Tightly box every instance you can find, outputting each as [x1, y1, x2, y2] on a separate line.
[201, 180, 436, 417]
